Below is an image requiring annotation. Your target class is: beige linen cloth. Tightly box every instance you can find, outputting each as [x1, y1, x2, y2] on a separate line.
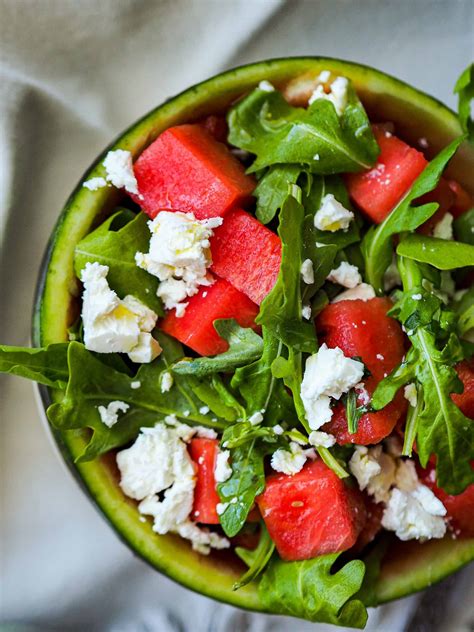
[1, 1, 473, 630]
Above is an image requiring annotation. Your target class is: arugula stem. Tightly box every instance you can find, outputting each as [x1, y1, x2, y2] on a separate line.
[317, 447, 349, 479]
[402, 385, 422, 457]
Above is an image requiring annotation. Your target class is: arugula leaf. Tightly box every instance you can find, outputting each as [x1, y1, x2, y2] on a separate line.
[231, 328, 298, 426]
[384, 257, 474, 493]
[454, 63, 474, 141]
[220, 420, 280, 449]
[454, 208, 474, 245]
[172, 320, 263, 376]
[234, 523, 275, 590]
[255, 165, 302, 224]
[371, 348, 418, 411]
[48, 338, 225, 462]
[74, 209, 163, 314]
[217, 439, 268, 537]
[396, 234, 474, 269]
[453, 287, 474, 338]
[362, 137, 464, 293]
[0, 343, 69, 389]
[258, 552, 367, 628]
[227, 83, 378, 174]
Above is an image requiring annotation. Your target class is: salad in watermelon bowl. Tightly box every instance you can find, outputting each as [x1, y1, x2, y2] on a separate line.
[1, 59, 474, 627]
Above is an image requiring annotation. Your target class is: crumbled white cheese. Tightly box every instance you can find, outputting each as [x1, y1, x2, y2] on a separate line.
[327, 262, 362, 288]
[258, 80, 275, 92]
[271, 442, 307, 475]
[376, 353, 384, 361]
[135, 211, 222, 317]
[404, 383, 418, 408]
[308, 430, 336, 448]
[160, 371, 174, 393]
[117, 423, 229, 554]
[301, 343, 365, 430]
[383, 258, 402, 291]
[248, 411, 264, 425]
[130, 380, 141, 390]
[411, 293, 422, 301]
[103, 149, 140, 195]
[216, 502, 228, 515]
[349, 445, 396, 503]
[83, 176, 108, 191]
[317, 69, 331, 83]
[309, 76, 349, 116]
[355, 382, 370, 405]
[97, 400, 129, 428]
[199, 406, 210, 415]
[301, 258, 315, 285]
[302, 304, 312, 320]
[214, 449, 232, 483]
[272, 424, 284, 435]
[433, 212, 454, 240]
[80, 262, 161, 362]
[382, 486, 447, 541]
[332, 283, 376, 303]
[314, 194, 354, 232]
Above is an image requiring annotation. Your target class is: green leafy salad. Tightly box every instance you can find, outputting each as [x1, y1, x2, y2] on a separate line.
[1, 63, 473, 628]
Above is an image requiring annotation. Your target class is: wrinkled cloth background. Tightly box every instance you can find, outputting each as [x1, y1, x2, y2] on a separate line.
[1, 1, 473, 631]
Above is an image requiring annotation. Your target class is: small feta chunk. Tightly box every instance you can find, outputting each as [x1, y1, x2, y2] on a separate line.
[327, 262, 362, 288]
[272, 424, 284, 435]
[317, 69, 331, 83]
[97, 400, 129, 428]
[175, 521, 230, 555]
[103, 149, 140, 195]
[382, 485, 447, 541]
[258, 80, 275, 92]
[301, 344, 365, 429]
[80, 262, 160, 361]
[411, 293, 422, 301]
[433, 212, 454, 240]
[384, 259, 402, 291]
[301, 258, 315, 285]
[83, 176, 108, 191]
[349, 445, 396, 503]
[271, 442, 307, 475]
[404, 383, 418, 408]
[308, 430, 336, 448]
[314, 194, 354, 232]
[160, 371, 174, 393]
[199, 406, 210, 415]
[248, 411, 264, 425]
[309, 76, 349, 116]
[214, 450, 232, 483]
[130, 380, 141, 390]
[135, 211, 222, 317]
[302, 304, 312, 320]
[332, 283, 376, 303]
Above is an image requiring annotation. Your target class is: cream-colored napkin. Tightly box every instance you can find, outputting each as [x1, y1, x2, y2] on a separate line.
[1, 1, 472, 630]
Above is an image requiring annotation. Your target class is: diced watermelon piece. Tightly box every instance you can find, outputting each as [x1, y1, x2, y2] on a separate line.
[210, 209, 282, 304]
[189, 438, 220, 524]
[448, 180, 474, 218]
[345, 127, 427, 223]
[417, 177, 456, 235]
[257, 460, 366, 561]
[160, 276, 259, 356]
[316, 298, 407, 445]
[419, 464, 474, 538]
[353, 499, 384, 552]
[452, 359, 474, 418]
[131, 124, 255, 220]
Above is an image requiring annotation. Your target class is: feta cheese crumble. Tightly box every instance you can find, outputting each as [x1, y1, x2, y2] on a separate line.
[332, 283, 376, 303]
[258, 80, 275, 92]
[160, 371, 174, 393]
[404, 383, 418, 408]
[314, 194, 354, 232]
[301, 258, 315, 285]
[214, 449, 232, 483]
[97, 400, 129, 428]
[433, 212, 454, 240]
[349, 445, 396, 503]
[302, 304, 312, 320]
[80, 262, 161, 362]
[130, 380, 141, 389]
[103, 149, 140, 195]
[327, 262, 362, 288]
[117, 423, 229, 554]
[308, 430, 336, 448]
[135, 211, 222, 317]
[308, 75, 349, 116]
[199, 406, 210, 415]
[271, 442, 307, 475]
[272, 424, 284, 435]
[83, 176, 108, 191]
[300, 344, 365, 429]
[248, 411, 264, 425]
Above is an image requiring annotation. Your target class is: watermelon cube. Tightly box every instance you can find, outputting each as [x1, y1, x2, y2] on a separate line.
[210, 209, 281, 304]
[160, 276, 259, 357]
[257, 460, 366, 560]
[189, 438, 221, 524]
[131, 124, 255, 220]
[345, 127, 427, 223]
[316, 298, 406, 445]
